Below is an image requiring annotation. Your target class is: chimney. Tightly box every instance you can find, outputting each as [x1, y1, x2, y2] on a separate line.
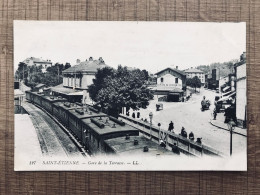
[76, 59, 81, 64]
[176, 66, 178, 70]
[98, 57, 104, 64]
[89, 57, 93, 61]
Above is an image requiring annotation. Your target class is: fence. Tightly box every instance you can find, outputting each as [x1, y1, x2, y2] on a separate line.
[119, 114, 224, 157]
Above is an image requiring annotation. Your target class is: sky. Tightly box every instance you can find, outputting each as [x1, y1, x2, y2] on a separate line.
[14, 21, 246, 74]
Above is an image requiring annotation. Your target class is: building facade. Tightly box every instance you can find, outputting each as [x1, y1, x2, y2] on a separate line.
[155, 67, 186, 90]
[185, 68, 205, 84]
[54, 57, 108, 103]
[23, 57, 52, 73]
[234, 52, 246, 128]
[207, 69, 220, 90]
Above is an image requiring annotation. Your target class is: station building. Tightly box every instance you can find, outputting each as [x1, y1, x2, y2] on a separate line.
[150, 66, 186, 102]
[51, 57, 108, 103]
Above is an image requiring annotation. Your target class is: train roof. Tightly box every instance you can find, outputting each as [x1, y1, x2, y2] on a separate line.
[105, 136, 174, 156]
[82, 116, 139, 136]
[58, 102, 82, 111]
[40, 95, 67, 103]
[68, 107, 106, 119]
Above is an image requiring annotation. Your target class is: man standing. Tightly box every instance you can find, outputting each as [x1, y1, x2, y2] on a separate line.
[168, 121, 174, 132]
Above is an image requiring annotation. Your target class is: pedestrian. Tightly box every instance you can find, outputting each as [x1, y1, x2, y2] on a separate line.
[159, 140, 166, 148]
[189, 131, 194, 141]
[137, 112, 140, 118]
[126, 111, 129, 116]
[172, 143, 180, 155]
[168, 121, 174, 132]
[181, 127, 187, 138]
[132, 112, 135, 118]
[213, 109, 217, 120]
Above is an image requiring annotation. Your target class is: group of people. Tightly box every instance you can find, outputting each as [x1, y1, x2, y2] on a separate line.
[168, 121, 200, 143]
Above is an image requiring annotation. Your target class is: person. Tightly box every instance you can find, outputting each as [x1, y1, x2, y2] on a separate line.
[181, 127, 187, 138]
[189, 131, 194, 141]
[213, 108, 217, 120]
[172, 143, 180, 155]
[132, 112, 135, 118]
[168, 121, 174, 132]
[196, 137, 202, 144]
[201, 96, 207, 111]
[159, 140, 166, 148]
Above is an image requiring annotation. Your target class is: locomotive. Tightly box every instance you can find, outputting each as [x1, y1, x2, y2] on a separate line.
[25, 91, 174, 156]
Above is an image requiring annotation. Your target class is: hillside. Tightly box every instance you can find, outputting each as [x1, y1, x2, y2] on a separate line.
[196, 59, 238, 78]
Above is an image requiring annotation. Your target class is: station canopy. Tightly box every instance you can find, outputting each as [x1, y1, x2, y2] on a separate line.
[51, 84, 83, 96]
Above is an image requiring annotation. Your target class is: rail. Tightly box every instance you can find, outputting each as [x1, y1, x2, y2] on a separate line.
[119, 114, 224, 157]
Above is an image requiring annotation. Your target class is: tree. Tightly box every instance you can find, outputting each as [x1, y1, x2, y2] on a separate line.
[64, 62, 71, 70]
[88, 65, 153, 117]
[186, 76, 201, 92]
[16, 62, 28, 80]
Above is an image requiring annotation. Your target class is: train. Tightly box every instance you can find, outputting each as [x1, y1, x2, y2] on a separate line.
[25, 91, 174, 156]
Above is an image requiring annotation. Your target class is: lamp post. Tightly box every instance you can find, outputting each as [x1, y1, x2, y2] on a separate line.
[227, 118, 236, 156]
[149, 112, 153, 139]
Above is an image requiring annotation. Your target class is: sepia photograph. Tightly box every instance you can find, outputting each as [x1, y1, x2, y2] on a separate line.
[14, 21, 246, 171]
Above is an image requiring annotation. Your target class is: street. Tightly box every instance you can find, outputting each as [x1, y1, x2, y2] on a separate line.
[129, 88, 247, 155]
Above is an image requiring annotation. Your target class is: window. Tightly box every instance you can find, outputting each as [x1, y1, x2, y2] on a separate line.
[175, 78, 178, 83]
[161, 78, 164, 83]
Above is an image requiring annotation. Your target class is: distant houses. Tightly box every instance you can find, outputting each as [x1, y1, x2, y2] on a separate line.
[23, 57, 52, 73]
[184, 68, 205, 85]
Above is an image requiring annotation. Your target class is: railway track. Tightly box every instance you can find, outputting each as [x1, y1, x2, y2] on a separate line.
[23, 102, 89, 158]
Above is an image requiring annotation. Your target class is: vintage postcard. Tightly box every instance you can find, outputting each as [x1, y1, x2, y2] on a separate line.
[14, 21, 247, 171]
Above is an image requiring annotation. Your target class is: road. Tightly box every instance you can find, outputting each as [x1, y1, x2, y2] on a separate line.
[23, 102, 84, 157]
[129, 88, 247, 155]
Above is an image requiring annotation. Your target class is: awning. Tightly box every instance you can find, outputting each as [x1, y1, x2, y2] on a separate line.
[222, 90, 235, 97]
[222, 86, 230, 92]
[51, 84, 84, 96]
[14, 89, 24, 97]
[218, 92, 236, 102]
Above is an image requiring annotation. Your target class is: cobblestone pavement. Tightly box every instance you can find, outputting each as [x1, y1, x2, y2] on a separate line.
[129, 88, 247, 155]
[23, 102, 84, 157]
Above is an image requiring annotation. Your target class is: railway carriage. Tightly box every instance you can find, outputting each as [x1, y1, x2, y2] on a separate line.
[55, 102, 80, 128]
[25, 92, 177, 157]
[41, 96, 67, 115]
[67, 106, 106, 142]
[81, 116, 139, 155]
[104, 136, 173, 156]
[30, 91, 44, 107]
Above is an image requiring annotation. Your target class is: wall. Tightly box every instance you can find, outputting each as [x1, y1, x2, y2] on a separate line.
[157, 73, 183, 88]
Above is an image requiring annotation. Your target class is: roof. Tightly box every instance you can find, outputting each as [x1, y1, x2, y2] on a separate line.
[169, 88, 184, 93]
[23, 57, 52, 64]
[155, 67, 186, 76]
[51, 84, 84, 96]
[41, 95, 67, 103]
[35, 83, 46, 88]
[14, 89, 24, 97]
[62, 59, 109, 74]
[82, 116, 139, 136]
[185, 68, 204, 73]
[149, 86, 183, 92]
[105, 136, 173, 156]
[68, 108, 106, 120]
